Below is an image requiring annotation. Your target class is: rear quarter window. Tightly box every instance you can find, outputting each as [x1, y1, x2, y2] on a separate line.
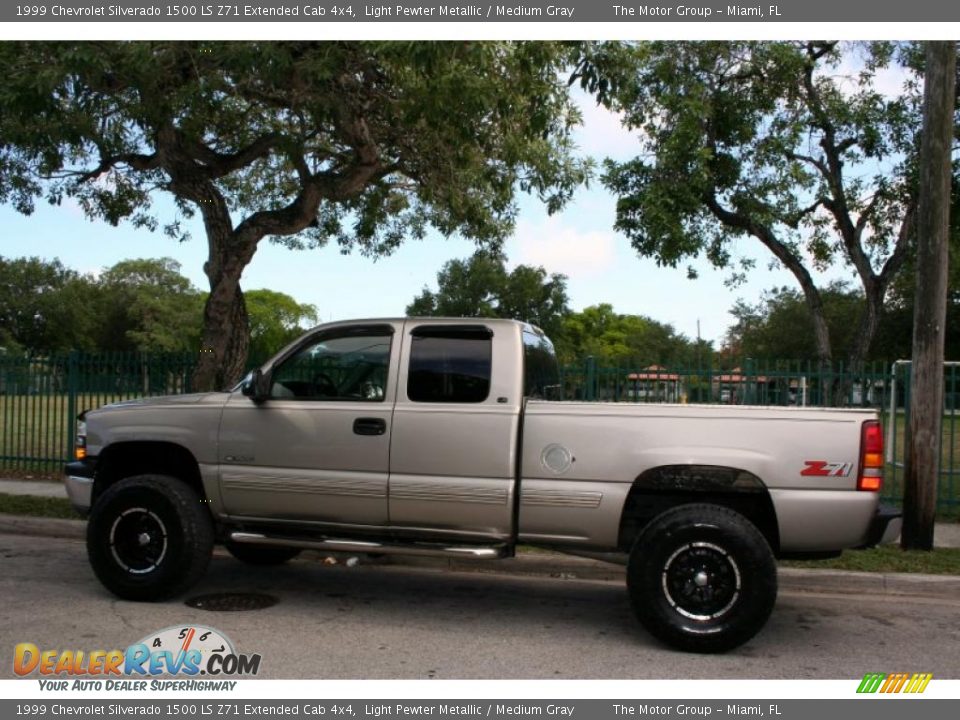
[407, 329, 492, 403]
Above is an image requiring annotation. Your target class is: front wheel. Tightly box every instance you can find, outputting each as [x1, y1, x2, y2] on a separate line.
[87, 474, 214, 601]
[627, 503, 777, 653]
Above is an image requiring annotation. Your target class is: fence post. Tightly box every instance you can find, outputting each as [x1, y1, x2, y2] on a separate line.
[585, 356, 596, 401]
[65, 350, 78, 464]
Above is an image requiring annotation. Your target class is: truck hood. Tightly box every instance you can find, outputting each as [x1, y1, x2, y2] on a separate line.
[90, 392, 230, 413]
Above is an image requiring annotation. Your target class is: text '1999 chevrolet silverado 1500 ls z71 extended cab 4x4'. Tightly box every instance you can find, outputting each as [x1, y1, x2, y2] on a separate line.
[65, 318, 901, 653]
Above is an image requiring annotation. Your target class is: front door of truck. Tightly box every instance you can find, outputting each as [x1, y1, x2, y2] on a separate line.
[218, 323, 400, 527]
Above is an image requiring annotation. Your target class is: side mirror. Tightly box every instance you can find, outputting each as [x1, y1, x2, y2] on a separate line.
[242, 369, 271, 403]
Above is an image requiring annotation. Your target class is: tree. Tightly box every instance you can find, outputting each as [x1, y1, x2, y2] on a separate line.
[0, 42, 588, 389]
[560, 304, 699, 366]
[880, 178, 960, 361]
[407, 251, 571, 342]
[585, 41, 925, 376]
[902, 41, 957, 551]
[726, 281, 960, 363]
[0, 256, 98, 353]
[725, 282, 875, 361]
[95, 258, 204, 353]
[246, 289, 318, 362]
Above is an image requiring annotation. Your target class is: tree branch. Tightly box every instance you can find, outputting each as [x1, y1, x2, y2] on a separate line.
[784, 198, 828, 229]
[182, 133, 282, 179]
[805, 42, 837, 63]
[232, 156, 391, 245]
[854, 191, 885, 236]
[71, 149, 161, 183]
[801, 51, 876, 285]
[703, 188, 833, 361]
[785, 150, 829, 178]
[704, 192, 803, 278]
[878, 199, 916, 287]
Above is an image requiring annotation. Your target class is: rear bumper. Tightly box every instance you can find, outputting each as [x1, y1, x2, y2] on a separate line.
[860, 503, 903, 548]
[63, 459, 96, 516]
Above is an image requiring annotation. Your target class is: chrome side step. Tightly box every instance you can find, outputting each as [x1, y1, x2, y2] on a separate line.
[228, 531, 509, 559]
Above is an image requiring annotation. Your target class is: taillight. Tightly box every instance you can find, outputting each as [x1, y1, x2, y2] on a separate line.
[858, 420, 883, 492]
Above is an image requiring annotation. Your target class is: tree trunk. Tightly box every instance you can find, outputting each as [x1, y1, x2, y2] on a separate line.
[840, 281, 885, 406]
[193, 244, 255, 392]
[806, 296, 832, 368]
[793, 280, 834, 405]
[901, 41, 956, 551]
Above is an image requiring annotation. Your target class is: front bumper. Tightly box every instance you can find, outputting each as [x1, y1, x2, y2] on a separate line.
[63, 459, 96, 516]
[860, 503, 903, 548]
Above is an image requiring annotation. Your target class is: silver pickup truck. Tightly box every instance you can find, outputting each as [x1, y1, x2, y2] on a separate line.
[65, 317, 900, 653]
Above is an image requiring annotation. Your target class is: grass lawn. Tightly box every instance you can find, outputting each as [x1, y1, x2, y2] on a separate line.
[782, 545, 960, 575]
[0, 492, 79, 520]
[882, 409, 960, 506]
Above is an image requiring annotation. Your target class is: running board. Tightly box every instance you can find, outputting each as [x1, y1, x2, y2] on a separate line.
[227, 531, 509, 560]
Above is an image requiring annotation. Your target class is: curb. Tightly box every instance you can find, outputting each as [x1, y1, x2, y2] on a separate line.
[778, 566, 960, 600]
[2, 513, 959, 601]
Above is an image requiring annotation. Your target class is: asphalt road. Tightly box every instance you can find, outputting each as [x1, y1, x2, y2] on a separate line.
[2, 533, 959, 680]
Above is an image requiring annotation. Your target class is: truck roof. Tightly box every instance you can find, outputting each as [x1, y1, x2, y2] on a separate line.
[307, 316, 541, 333]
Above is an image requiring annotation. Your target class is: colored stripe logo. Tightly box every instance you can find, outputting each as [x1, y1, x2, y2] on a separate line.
[857, 672, 933, 694]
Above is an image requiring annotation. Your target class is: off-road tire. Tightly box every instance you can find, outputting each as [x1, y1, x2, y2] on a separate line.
[627, 503, 777, 653]
[86, 474, 214, 601]
[224, 542, 302, 566]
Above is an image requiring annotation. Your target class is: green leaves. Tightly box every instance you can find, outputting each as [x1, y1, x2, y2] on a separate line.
[405, 251, 571, 343]
[0, 257, 97, 353]
[0, 254, 325, 359]
[405, 253, 706, 366]
[591, 40, 937, 366]
[558, 304, 700, 367]
[245, 289, 318, 362]
[0, 41, 589, 256]
[597, 41, 922, 270]
[0, 41, 592, 387]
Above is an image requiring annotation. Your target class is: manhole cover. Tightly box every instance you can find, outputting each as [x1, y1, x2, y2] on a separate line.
[184, 592, 278, 612]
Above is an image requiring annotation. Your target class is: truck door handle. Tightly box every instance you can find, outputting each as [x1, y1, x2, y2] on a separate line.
[353, 417, 387, 436]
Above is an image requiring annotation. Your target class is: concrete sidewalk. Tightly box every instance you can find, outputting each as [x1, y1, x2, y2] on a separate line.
[4, 476, 959, 548]
[0, 478, 68, 498]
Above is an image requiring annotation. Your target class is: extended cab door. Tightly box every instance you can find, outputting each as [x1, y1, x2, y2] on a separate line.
[217, 323, 400, 526]
[388, 322, 522, 540]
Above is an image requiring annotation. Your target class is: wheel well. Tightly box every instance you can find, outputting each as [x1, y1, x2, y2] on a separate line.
[617, 465, 780, 555]
[93, 442, 207, 507]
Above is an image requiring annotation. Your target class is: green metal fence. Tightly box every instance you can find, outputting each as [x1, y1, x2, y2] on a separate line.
[0, 351, 957, 509]
[0, 352, 198, 474]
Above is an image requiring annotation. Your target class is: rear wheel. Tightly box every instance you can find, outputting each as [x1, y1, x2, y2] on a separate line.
[225, 542, 301, 566]
[627, 503, 777, 653]
[87, 474, 214, 601]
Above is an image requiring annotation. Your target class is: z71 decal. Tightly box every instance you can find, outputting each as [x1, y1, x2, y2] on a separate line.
[801, 460, 854, 477]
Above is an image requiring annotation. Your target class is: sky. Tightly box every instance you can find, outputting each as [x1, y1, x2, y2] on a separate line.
[0, 65, 875, 348]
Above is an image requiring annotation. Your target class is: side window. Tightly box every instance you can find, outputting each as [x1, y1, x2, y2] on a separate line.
[407, 328, 492, 403]
[270, 329, 392, 401]
[523, 329, 561, 400]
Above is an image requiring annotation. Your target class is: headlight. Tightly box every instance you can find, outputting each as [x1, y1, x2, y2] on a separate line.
[75, 416, 87, 461]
